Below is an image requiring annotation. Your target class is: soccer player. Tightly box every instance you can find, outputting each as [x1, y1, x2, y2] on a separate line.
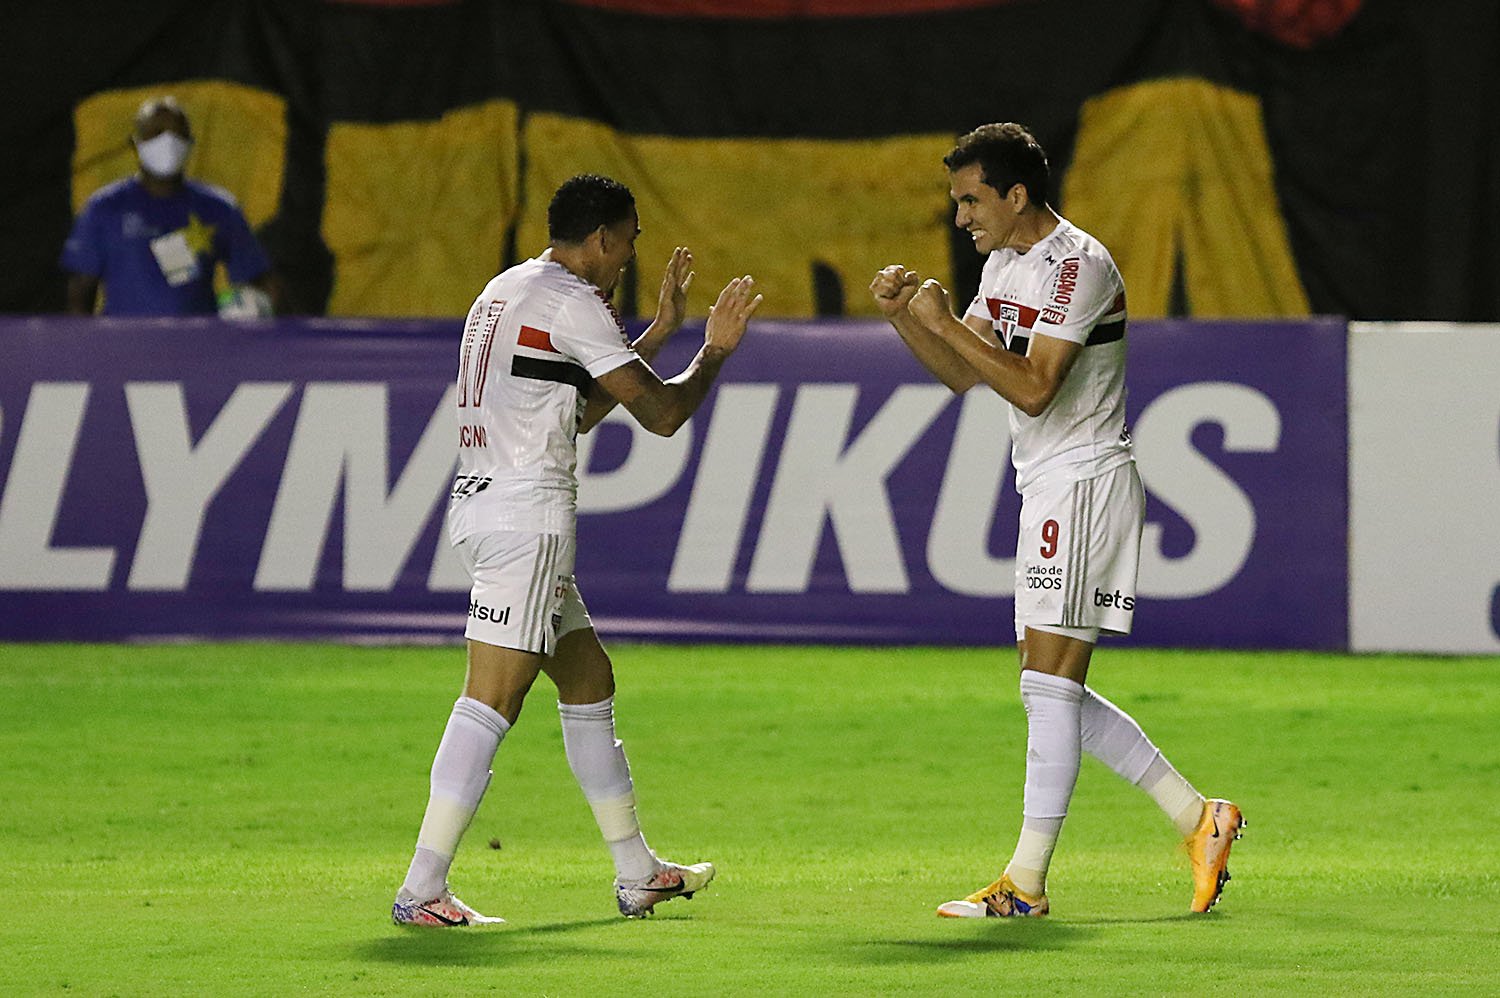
[870, 124, 1243, 918]
[393, 174, 762, 927]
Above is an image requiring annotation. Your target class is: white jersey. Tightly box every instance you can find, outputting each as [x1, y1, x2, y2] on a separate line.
[963, 218, 1133, 496]
[448, 256, 638, 541]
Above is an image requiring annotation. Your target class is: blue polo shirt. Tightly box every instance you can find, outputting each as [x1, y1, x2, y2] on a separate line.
[61, 176, 271, 316]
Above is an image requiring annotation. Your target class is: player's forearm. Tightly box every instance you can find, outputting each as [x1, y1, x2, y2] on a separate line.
[581, 324, 677, 433]
[890, 310, 980, 393]
[931, 315, 1052, 416]
[578, 390, 621, 434]
[631, 319, 677, 365]
[646, 347, 728, 436]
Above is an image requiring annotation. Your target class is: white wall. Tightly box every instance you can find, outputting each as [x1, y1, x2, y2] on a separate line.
[1349, 323, 1500, 653]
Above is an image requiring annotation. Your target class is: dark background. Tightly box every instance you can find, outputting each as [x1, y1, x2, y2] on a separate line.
[2, 0, 1496, 320]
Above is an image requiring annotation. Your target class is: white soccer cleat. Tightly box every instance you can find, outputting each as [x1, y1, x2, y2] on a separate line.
[615, 860, 716, 918]
[392, 887, 506, 927]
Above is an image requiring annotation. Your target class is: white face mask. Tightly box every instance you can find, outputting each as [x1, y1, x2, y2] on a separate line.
[135, 132, 192, 178]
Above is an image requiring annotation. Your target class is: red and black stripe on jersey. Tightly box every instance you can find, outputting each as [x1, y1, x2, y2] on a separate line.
[511, 323, 594, 396]
[985, 289, 1126, 355]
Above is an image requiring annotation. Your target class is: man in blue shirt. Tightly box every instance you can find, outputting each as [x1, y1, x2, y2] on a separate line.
[61, 96, 276, 316]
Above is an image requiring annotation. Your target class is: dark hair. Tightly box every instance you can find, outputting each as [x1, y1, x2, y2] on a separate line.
[548, 174, 636, 243]
[943, 123, 1050, 207]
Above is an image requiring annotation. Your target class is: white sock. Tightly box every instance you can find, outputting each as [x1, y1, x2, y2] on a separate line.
[1141, 755, 1206, 837]
[1006, 819, 1063, 898]
[1080, 686, 1204, 836]
[400, 697, 509, 902]
[1005, 671, 1084, 896]
[558, 697, 657, 882]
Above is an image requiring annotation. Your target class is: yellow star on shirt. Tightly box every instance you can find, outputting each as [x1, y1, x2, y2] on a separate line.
[180, 213, 216, 256]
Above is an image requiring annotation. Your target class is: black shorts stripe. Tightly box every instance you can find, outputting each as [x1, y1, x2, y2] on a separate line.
[1085, 319, 1125, 346]
[511, 355, 594, 397]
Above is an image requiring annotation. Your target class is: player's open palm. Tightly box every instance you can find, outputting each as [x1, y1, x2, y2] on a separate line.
[655, 246, 695, 331]
[704, 276, 763, 357]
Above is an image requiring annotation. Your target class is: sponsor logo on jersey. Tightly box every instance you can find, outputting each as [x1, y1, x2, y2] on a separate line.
[1040, 307, 1067, 325]
[458, 424, 487, 447]
[450, 474, 492, 499]
[596, 291, 629, 339]
[1050, 257, 1081, 307]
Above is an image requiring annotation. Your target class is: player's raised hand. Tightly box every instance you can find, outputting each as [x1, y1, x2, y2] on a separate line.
[870, 264, 921, 318]
[655, 246, 695, 331]
[703, 276, 763, 357]
[908, 278, 953, 328]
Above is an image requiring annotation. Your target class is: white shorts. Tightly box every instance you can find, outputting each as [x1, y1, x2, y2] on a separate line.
[1014, 462, 1144, 642]
[453, 530, 593, 655]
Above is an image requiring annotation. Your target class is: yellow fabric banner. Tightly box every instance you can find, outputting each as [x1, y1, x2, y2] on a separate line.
[1064, 78, 1310, 318]
[519, 113, 954, 319]
[323, 100, 520, 317]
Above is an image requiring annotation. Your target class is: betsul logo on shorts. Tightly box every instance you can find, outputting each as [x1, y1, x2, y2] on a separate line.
[1093, 588, 1135, 611]
[468, 600, 510, 624]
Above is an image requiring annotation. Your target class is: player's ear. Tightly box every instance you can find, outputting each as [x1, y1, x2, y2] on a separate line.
[1007, 183, 1029, 213]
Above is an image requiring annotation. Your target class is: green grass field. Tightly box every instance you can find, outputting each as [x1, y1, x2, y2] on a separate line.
[2, 643, 1497, 995]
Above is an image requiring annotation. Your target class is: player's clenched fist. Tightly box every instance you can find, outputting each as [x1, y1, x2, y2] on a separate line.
[704, 276, 763, 357]
[908, 278, 952, 327]
[869, 264, 921, 317]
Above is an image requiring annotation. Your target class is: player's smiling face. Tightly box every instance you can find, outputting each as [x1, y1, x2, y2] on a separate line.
[596, 211, 640, 296]
[950, 162, 1017, 255]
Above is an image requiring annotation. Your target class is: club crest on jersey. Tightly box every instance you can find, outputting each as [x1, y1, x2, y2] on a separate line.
[997, 301, 1021, 341]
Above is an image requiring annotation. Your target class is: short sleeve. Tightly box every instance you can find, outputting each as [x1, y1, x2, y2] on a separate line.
[550, 295, 640, 377]
[60, 198, 104, 276]
[1032, 252, 1120, 345]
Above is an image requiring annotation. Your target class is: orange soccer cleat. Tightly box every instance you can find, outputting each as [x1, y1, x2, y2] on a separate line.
[1186, 798, 1245, 913]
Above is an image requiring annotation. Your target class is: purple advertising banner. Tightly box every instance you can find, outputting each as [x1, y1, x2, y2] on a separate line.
[0, 315, 1347, 648]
